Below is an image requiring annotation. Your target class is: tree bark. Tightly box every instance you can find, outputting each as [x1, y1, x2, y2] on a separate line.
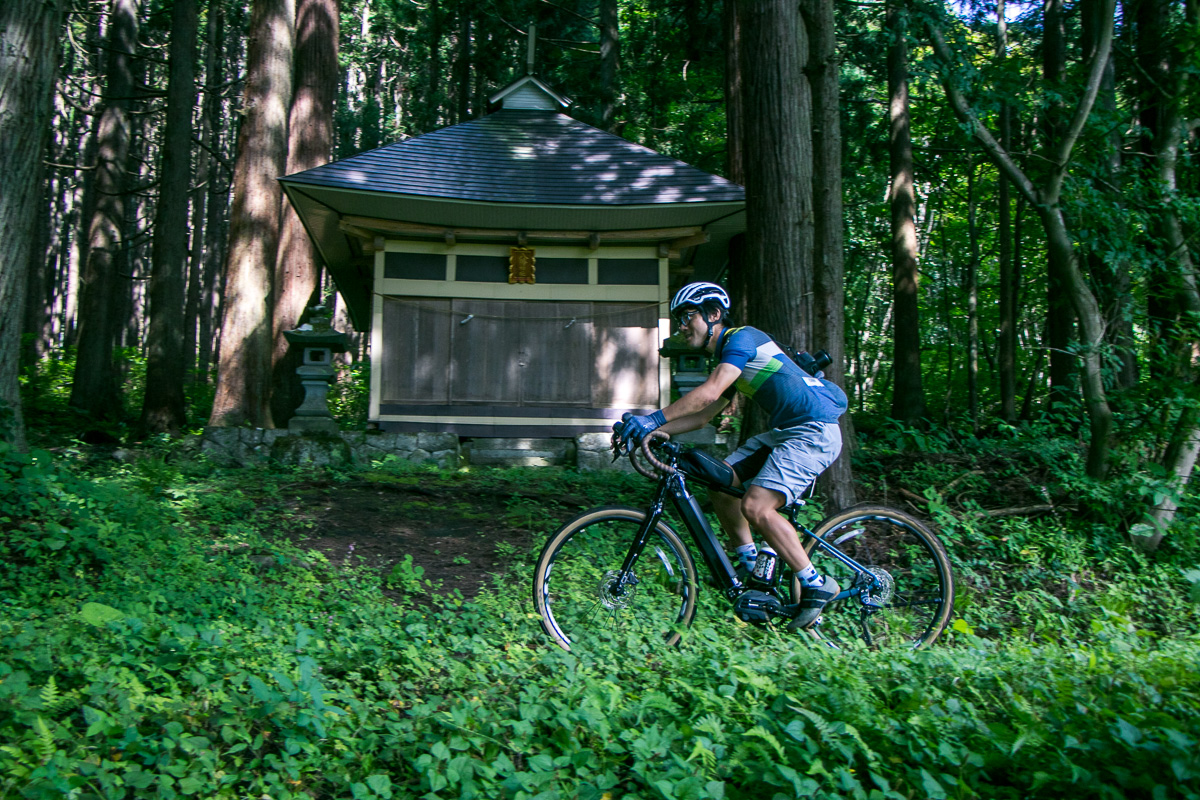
[269, 0, 338, 427]
[1042, 0, 1076, 409]
[141, 0, 199, 435]
[0, 0, 64, 447]
[722, 0, 744, 186]
[803, 0, 856, 509]
[887, 0, 926, 425]
[208, 0, 295, 428]
[70, 0, 141, 422]
[737, 0, 812, 348]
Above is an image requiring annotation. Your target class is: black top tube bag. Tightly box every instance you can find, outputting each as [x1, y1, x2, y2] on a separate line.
[677, 448, 736, 490]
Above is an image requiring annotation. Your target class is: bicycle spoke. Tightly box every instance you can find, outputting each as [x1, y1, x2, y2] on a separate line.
[533, 508, 698, 651]
[805, 506, 954, 650]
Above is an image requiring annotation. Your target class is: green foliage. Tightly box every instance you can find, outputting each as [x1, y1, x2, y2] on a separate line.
[2, 437, 1199, 799]
[327, 360, 371, 427]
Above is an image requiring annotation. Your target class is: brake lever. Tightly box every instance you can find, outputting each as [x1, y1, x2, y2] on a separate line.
[610, 430, 626, 462]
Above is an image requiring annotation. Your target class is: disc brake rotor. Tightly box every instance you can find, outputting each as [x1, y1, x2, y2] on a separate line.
[861, 567, 894, 607]
[599, 570, 637, 610]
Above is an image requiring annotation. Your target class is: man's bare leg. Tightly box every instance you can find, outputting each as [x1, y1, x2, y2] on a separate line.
[739, 485, 813, 572]
[710, 489, 753, 548]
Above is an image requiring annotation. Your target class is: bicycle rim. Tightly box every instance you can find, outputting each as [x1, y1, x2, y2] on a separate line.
[533, 507, 698, 651]
[803, 504, 954, 650]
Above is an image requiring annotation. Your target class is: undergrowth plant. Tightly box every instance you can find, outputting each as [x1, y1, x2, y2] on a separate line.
[1, 431, 1199, 799]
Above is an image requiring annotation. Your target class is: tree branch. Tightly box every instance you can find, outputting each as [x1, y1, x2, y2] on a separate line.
[1046, 0, 1115, 191]
[925, 19, 1039, 207]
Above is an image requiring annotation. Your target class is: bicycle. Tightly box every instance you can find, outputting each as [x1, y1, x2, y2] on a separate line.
[532, 430, 955, 652]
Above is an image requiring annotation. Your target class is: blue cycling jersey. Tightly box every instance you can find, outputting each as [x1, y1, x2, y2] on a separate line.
[715, 326, 848, 428]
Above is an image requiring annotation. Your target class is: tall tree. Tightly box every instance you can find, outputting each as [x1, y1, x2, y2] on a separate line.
[995, 0, 1017, 422]
[70, 0, 142, 422]
[927, 0, 1117, 477]
[599, 0, 619, 131]
[0, 0, 65, 447]
[141, 0, 199, 435]
[804, 0, 856, 509]
[736, 0, 813, 345]
[722, 0, 744, 187]
[270, 0, 339, 426]
[1042, 0, 1076, 407]
[1082, 0, 1136, 390]
[185, 4, 223, 381]
[209, 0, 295, 428]
[888, 0, 927, 424]
[1138, 0, 1200, 548]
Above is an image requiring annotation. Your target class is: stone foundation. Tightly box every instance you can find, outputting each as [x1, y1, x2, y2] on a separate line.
[198, 428, 728, 470]
[200, 428, 461, 469]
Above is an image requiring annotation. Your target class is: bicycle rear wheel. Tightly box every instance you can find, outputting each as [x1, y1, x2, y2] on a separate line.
[533, 506, 698, 651]
[801, 504, 954, 650]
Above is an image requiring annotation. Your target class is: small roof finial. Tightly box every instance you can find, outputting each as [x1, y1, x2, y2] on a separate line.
[526, 23, 536, 75]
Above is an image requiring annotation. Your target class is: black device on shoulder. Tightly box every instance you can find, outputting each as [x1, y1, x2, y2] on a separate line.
[772, 339, 832, 378]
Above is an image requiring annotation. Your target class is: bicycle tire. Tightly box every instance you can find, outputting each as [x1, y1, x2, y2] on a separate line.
[533, 506, 699, 651]
[801, 504, 954, 650]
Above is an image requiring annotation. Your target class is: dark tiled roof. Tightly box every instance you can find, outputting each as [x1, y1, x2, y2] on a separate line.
[281, 110, 744, 206]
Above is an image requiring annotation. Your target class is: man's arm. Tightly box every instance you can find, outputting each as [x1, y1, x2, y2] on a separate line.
[658, 362, 741, 434]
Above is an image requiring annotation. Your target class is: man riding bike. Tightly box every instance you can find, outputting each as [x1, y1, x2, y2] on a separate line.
[614, 282, 849, 630]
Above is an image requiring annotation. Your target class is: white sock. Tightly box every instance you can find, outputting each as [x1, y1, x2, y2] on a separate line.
[735, 543, 758, 571]
[798, 565, 825, 588]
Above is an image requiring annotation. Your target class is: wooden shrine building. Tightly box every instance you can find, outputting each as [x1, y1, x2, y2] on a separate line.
[279, 76, 745, 438]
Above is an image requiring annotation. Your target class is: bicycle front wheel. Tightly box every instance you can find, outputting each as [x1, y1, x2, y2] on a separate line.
[801, 504, 954, 650]
[533, 506, 699, 651]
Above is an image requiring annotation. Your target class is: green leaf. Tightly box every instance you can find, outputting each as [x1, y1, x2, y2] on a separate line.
[366, 774, 393, 798]
[179, 776, 204, 795]
[919, 769, 947, 799]
[80, 602, 124, 627]
[247, 675, 274, 702]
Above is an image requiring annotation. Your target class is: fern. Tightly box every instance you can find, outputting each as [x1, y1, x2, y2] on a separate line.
[741, 724, 786, 761]
[37, 677, 68, 713]
[30, 717, 56, 763]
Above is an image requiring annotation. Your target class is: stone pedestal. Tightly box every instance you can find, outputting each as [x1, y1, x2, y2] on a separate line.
[283, 328, 349, 435]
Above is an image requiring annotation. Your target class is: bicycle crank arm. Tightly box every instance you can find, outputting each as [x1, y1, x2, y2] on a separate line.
[733, 589, 785, 623]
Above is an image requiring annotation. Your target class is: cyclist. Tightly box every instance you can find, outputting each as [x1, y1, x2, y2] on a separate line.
[614, 281, 848, 630]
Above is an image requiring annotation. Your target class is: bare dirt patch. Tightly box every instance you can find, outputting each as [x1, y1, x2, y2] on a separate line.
[279, 477, 584, 600]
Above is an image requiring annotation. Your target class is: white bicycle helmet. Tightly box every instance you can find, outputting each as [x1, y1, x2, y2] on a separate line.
[670, 282, 731, 349]
[670, 282, 731, 317]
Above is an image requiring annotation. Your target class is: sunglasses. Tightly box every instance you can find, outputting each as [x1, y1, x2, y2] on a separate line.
[675, 309, 700, 328]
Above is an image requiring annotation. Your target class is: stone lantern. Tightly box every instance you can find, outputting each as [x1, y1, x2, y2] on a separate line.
[283, 309, 349, 434]
[658, 338, 717, 446]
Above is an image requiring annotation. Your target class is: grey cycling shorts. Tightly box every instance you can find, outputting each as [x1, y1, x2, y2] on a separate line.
[725, 421, 843, 506]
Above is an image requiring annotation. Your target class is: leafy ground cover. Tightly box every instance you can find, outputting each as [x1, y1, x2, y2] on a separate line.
[2, 429, 1199, 799]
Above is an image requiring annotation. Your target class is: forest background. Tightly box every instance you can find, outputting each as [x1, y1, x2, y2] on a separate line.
[1, 0, 1198, 553]
[2, 0, 1200, 796]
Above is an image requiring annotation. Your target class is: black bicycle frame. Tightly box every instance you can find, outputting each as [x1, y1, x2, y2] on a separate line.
[620, 463, 880, 605]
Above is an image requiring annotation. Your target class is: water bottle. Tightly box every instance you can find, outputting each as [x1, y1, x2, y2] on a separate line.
[751, 543, 780, 588]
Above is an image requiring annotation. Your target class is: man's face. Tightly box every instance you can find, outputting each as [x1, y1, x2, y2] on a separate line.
[676, 306, 714, 350]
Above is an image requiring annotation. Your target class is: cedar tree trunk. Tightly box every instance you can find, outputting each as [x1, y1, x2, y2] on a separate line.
[269, 0, 338, 427]
[208, 0, 295, 428]
[141, 0, 198, 435]
[0, 0, 64, 447]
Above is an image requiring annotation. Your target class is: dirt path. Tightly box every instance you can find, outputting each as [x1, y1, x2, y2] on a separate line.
[280, 477, 562, 599]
